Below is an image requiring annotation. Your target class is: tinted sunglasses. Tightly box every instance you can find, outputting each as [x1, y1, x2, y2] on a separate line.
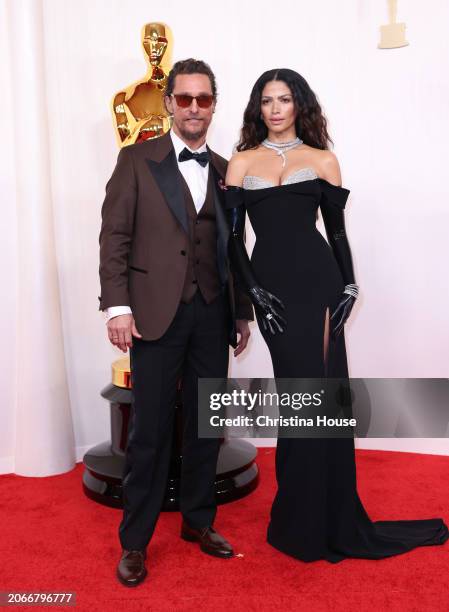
[170, 94, 215, 109]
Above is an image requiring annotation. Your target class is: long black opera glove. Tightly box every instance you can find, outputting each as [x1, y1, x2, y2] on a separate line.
[224, 186, 286, 335]
[320, 186, 358, 338]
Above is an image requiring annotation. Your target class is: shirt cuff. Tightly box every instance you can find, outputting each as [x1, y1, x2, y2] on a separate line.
[105, 306, 132, 322]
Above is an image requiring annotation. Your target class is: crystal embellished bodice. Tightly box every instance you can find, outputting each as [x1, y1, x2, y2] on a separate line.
[242, 167, 318, 190]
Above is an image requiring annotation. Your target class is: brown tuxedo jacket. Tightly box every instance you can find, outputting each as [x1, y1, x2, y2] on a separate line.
[99, 131, 253, 346]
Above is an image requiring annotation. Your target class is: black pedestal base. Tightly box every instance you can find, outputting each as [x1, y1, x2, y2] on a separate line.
[83, 438, 259, 509]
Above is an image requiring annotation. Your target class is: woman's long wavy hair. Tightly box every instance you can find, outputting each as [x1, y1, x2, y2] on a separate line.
[236, 68, 333, 151]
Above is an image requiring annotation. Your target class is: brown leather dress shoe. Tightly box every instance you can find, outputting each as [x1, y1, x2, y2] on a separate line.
[181, 522, 234, 558]
[116, 549, 147, 587]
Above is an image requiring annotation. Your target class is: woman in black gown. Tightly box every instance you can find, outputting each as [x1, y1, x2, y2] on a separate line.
[224, 68, 448, 563]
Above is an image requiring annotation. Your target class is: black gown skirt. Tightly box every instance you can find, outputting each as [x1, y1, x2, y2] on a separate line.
[243, 175, 448, 563]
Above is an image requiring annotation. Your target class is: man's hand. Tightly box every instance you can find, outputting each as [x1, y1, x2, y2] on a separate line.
[107, 314, 142, 352]
[234, 319, 250, 357]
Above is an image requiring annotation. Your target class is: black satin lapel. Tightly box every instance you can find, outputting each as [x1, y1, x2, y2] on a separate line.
[146, 149, 188, 234]
[210, 165, 229, 286]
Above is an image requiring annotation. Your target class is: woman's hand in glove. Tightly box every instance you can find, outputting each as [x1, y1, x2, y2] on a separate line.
[250, 287, 286, 334]
[330, 292, 356, 338]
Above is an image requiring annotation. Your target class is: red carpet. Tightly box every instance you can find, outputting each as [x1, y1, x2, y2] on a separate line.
[1, 448, 449, 611]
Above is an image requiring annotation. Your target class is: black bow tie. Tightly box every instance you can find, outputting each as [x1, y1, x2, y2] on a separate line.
[178, 147, 210, 167]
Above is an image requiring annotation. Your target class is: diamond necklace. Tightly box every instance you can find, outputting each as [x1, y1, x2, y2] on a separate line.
[261, 137, 304, 167]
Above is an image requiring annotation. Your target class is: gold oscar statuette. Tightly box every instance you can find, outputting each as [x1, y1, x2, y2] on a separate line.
[378, 0, 409, 49]
[109, 23, 175, 384]
[112, 22, 173, 147]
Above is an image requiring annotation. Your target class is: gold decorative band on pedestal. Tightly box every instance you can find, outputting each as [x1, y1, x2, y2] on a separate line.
[112, 357, 132, 389]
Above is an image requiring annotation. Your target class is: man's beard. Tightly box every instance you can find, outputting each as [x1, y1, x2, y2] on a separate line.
[178, 119, 207, 143]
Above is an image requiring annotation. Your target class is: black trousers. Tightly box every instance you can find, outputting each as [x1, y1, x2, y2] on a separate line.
[119, 291, 229, 551]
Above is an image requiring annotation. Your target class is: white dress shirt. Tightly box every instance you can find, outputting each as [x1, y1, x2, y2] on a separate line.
[170, 128, 209, 212]
[105, 129, 209, 322]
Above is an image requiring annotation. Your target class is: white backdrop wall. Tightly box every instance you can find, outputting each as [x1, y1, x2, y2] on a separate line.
[1, 0, 448, 475]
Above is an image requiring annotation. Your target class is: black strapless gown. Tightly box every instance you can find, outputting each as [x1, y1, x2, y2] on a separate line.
[243, 174, 448, 563]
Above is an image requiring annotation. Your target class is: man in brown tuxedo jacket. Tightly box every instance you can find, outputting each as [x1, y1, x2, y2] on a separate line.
[99, 59, 254, 586]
